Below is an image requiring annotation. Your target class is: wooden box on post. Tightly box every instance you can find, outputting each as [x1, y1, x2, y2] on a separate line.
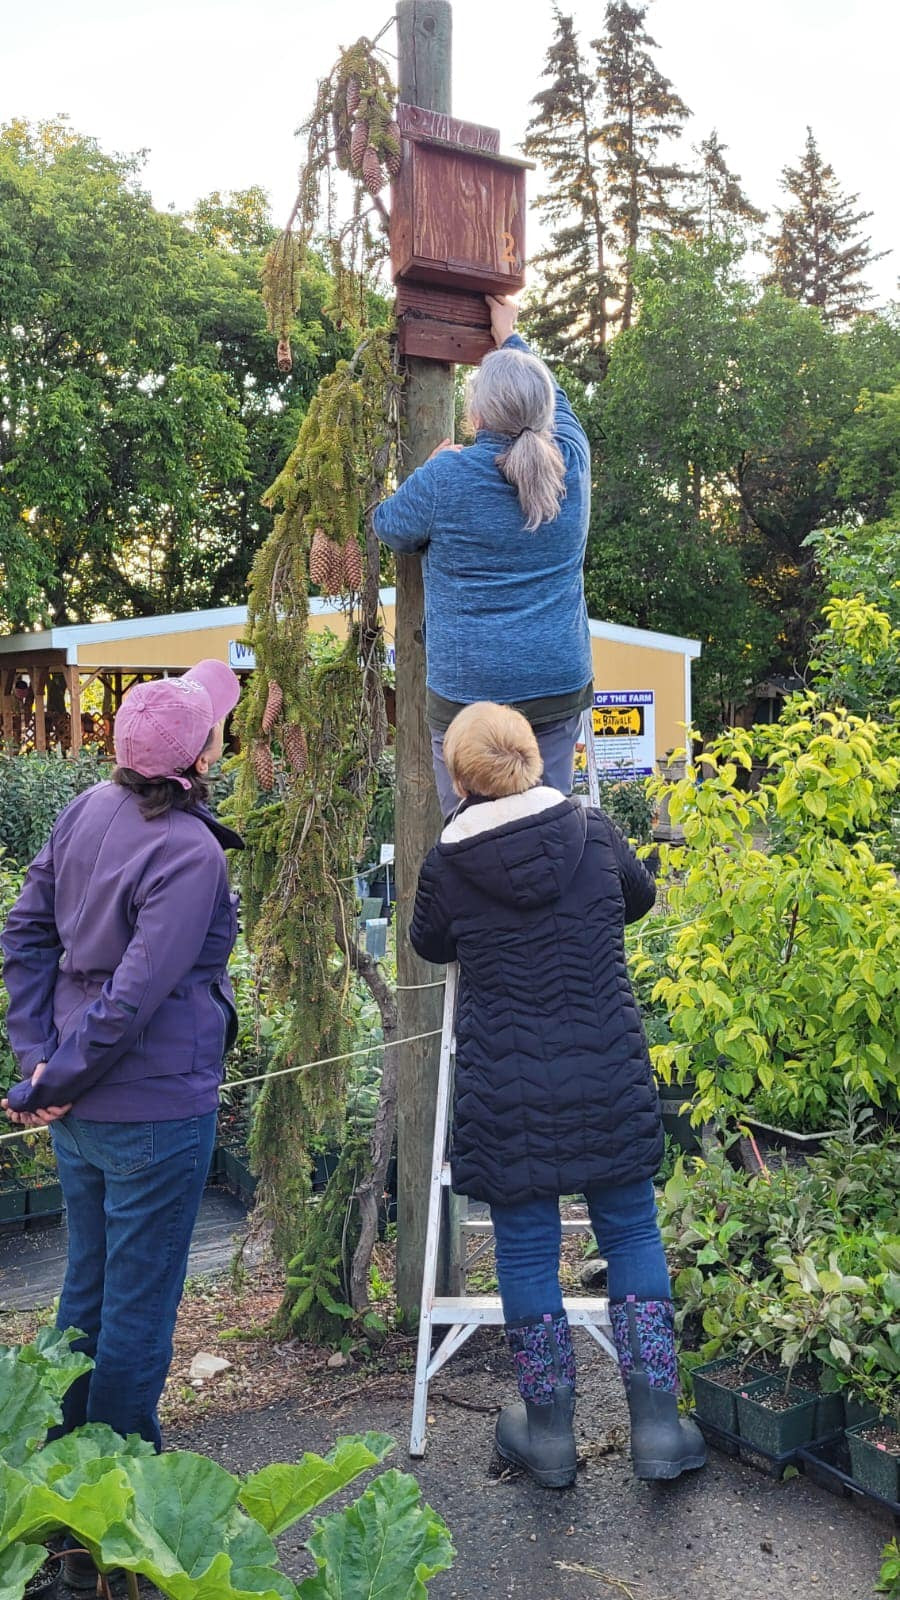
[391, 103, 531, 366]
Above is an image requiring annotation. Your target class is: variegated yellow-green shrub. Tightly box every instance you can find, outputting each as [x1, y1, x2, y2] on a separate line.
[634, 697, 899, 1130]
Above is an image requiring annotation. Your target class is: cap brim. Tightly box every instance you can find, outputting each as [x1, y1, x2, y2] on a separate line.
[182, 659, 242, 722]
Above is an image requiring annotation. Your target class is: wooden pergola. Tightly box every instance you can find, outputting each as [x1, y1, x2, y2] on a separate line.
[0, 598, 402, 756]
[0, 610, 253, 755]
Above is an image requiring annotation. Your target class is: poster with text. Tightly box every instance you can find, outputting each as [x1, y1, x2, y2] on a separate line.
[590, 691, 655, 779]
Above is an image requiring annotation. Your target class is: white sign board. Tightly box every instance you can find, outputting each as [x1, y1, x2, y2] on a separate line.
[586, 691, 655, 780]
[228, 640, 256, 670]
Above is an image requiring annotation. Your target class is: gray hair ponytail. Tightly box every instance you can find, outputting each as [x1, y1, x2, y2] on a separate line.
[466, 348, 566, 532]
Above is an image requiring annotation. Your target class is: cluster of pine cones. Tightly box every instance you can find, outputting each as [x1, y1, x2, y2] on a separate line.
[252, 679, 308, 792]
[335, 72, 401, 197]
[309, 527, 363, 593]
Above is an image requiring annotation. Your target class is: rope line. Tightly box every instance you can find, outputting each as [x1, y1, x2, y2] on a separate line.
[0, 1027, 443, 1145]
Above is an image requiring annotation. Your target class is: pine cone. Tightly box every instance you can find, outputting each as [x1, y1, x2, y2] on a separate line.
[261, 679, 283, 733]
[276, 337, 292, 373]
[342, 540, 363, 590]
[310, 527, 344, 592]
[309, 527, 332, 586]
[252, 740, 274, 792]
[384, 122, 402, 177]
[350, 120, 369, 171]
[325, 536, 345, 594]
[282, 723, 308, 774]
[362, 146, 385, 196]
[346, 76, 361, 116]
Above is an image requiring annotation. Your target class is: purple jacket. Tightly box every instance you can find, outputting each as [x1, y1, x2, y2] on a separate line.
[2, 781, 242, 1121]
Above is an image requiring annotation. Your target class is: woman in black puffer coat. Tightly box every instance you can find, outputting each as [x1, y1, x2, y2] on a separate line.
[411, 702, 705, 1491]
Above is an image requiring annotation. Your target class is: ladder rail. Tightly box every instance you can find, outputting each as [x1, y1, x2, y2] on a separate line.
[582, 704, 602, 808]
[410, 958, 615, 1458]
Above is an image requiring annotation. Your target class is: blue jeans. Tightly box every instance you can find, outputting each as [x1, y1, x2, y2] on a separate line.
[430, 712, 581, 818]
[490, 1178, 671, 1324]
[50, 1111, 216, 1450]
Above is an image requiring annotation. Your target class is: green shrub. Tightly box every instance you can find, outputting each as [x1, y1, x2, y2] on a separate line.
[638, 698, 900, 1130]
[658, 1131, 900, 1414]
[0, 748, 108, 867]
[595, 775, 655, 846]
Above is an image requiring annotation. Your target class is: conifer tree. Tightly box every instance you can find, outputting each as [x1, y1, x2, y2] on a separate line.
[592, 1, 693, 329]
[687, 129, 765, 240]
[523, 8, 616, 381]
[766, 128, 885, 322]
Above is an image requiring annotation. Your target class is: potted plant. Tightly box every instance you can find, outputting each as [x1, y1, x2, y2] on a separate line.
[736, 1377, 820, 1455]
[691, 1355, 769, 1432]
[846, 1416, 900, 1505]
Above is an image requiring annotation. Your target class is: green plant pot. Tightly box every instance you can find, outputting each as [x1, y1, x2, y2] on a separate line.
[736, 1380, 820, 1455]
[692, 1357, 769, 1432]
[222, 1146, 257, 1203]
[846, 1419, 900, 1503]
[844, 1394, 879, 1430]
[24, 1180, 63, 1227]
[0, 1178, 26, 1227]
[811, 1388, 845, 1437]
[656, 1081, 701, 1154]
[206, 1144, 227, 1183]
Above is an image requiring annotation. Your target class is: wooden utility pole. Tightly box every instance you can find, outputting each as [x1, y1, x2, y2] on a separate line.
[394, 0, 454, 1316]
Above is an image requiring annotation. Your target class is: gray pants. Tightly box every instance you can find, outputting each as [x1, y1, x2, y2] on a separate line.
[430, 712, 581, 819]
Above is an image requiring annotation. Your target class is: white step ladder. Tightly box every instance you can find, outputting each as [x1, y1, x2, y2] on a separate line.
[409, 960, 617, 1458]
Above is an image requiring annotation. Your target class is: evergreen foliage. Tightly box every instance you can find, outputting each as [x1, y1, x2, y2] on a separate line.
[766, 128, 886, 323]
[686, 130, 766, 240]
[228, 37, 399, 1333]
[592, 1, 694, 330]
[522, 8, 614, 380]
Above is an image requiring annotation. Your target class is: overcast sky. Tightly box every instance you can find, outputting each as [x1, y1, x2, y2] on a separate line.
[5, 0, 897, 301]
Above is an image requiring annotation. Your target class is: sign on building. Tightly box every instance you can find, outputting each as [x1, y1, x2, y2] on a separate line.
[228, 641, 256, 669]
[575, 691, 656, 783]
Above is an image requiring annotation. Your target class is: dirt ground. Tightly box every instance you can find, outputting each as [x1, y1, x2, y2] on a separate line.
[5, 1253, 891, 1600]
[163, 1278, 890, 1600]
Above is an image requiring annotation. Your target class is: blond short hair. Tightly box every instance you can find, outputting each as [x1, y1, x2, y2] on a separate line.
[443, 702, 543, 799]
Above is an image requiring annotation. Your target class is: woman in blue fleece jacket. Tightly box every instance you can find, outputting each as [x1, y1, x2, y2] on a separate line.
[374, 297, 592, 815]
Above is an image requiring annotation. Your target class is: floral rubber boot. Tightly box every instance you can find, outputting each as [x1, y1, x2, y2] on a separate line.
[495, 1312, 577, 1489]
[609, 1296, 706, 1480]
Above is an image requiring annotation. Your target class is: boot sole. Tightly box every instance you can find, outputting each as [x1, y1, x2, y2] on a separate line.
[495, 1441, 576, 1489]
[632, 1451, 707, 1480]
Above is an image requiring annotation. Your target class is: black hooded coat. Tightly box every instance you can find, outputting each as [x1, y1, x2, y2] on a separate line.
[410, 787, 663, 1205]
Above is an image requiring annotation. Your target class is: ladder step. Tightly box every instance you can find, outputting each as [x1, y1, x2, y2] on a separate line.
[430, 1294, 610, 1325]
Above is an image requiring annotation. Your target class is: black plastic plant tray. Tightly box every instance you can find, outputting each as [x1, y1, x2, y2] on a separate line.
[691, 1411, 801, 1477]
[797, 1434, 900, 1519]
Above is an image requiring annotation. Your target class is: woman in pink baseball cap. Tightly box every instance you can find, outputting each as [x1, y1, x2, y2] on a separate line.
[1, 660, 243, 1583]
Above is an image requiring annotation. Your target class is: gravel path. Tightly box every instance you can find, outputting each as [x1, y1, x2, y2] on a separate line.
[172, 1327, 890, 1600]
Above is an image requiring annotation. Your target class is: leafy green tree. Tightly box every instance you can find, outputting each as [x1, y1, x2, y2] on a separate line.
[0, 120, 345, 629]
[585, 240, 778, 728]
[592, 1, 694, 329]
[523, 8, 616, 380]
[583, 240, 900, 728]
[765, 128, 887, 323]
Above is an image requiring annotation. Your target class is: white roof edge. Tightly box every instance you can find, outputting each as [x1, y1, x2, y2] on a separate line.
[0, 590, 699, 663]
[589, 618, 702, 657]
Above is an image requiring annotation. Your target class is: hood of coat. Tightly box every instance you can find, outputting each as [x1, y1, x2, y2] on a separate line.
[439, 786, 586, 909]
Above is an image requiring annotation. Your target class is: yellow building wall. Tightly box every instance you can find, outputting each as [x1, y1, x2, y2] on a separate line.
[75, 603, 689, 765]
[590, 637, 687, 761]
